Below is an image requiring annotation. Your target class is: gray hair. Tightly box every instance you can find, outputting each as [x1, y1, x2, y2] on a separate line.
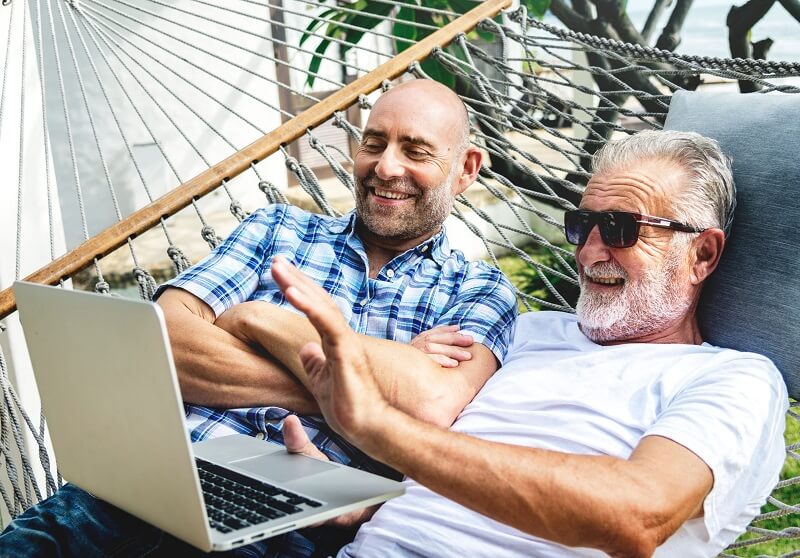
[592, 130, 736, 235]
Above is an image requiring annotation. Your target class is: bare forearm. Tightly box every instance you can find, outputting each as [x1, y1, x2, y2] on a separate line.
[158, 290, 318, 412]
[355, 410, 699, 557]
[169, 320, 317, 411]
[232, 302, 481, 425]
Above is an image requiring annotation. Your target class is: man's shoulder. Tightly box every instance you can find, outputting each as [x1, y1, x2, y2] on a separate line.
[250, 204, 350, 232]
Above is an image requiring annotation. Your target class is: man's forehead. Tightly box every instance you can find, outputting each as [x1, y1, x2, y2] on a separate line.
[366, 88, 462, 148]
[361, 124, 438, 149]
[581, 161, 686, 213]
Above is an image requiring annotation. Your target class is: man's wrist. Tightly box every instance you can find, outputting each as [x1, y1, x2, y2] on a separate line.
[350, 402, 404, 459]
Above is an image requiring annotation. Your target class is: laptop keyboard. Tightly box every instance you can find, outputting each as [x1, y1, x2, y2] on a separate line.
[196, 458, 323, 534]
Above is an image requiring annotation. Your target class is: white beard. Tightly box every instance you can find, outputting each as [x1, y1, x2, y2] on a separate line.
[576, 245, 692, 343]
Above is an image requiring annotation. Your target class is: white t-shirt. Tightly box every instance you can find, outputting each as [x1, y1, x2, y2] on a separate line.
[340, 311, 788, 558]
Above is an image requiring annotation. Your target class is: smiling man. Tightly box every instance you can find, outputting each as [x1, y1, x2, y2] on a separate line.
[0, 79, 517, 557]
[273, 130, 789, 557]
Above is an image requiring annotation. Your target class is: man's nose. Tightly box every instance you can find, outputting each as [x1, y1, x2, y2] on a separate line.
[374, 147, 406, 180]
[576, 225, 611, 268]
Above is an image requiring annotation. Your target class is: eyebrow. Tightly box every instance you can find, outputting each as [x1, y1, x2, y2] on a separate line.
[361, 128, 437, 151]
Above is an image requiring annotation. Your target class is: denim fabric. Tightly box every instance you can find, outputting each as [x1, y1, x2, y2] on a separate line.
[0, 484, 174, 558]
[0, 484, 351, 558]
[665, 91, 800, 398]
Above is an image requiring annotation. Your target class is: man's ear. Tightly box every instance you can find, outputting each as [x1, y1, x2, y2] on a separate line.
[453, 146, 483, 195]
[690, 228, 725, 285]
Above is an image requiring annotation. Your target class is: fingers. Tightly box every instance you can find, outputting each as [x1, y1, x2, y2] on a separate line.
[283, 415, 329, 461]
[425, 331, 474, 348]
[410, 326, 474, 366]
[422, 343, 472, 363]
[271, 256, 349, 343]
[426, 353, 459, 368]
[299, 341, 328, 384]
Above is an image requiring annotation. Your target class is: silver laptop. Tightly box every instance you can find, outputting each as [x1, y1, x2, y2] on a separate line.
[14, 281, 404, 552]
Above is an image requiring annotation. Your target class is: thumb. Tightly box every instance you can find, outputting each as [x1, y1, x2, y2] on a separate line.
[283, 415, 329, 461]
[299, 342, 327, 385]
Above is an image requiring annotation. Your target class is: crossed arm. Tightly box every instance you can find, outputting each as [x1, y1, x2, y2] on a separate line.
[271, 256, 714, 558]
[157, 281, 497, 427]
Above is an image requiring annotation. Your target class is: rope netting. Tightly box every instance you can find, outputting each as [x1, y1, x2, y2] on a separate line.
[0, 0, 799, 553]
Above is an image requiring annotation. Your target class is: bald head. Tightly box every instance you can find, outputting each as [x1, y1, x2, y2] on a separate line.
[372, 80, 470, 154]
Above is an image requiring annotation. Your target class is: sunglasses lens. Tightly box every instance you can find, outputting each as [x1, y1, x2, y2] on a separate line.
[564, 211, 591, 245]
[601, 212, 638, 248]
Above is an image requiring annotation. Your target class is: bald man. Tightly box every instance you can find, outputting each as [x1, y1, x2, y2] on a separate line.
[0, 80, 518, 557]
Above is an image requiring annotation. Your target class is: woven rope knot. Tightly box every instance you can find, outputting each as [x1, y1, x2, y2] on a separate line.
[94, 281, 111, 295]
[258, 180, 277, 194]
[332, 112, 346, 128]
[229, 201, 248, 222]
[201, 226, 222, 249]
[133, 267, 158, 300]
[357, 94, 371, 109]
[308, 134, 320, 148]
[284, 156, 300, 172]
[167, 245, 191, 273]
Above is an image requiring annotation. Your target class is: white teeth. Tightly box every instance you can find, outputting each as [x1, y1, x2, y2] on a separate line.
[591, 277, 624, 285]
[374, 188, 411, 200]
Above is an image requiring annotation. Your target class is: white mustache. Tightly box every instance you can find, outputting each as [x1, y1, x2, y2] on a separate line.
[583, 262, 628, 280]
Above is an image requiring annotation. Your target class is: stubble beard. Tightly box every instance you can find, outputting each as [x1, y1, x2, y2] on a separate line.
[354, 164, 459, 240]
[576, 242, 693, 343]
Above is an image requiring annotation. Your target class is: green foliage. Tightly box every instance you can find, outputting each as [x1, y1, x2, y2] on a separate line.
[299, 0, 550, 89]
[725, 412, 800, 557]
[494, 243, 578, 313]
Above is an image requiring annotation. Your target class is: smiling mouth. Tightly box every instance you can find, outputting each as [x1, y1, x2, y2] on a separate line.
[587, 276, 624, 286]
[372, 187, 412, 200]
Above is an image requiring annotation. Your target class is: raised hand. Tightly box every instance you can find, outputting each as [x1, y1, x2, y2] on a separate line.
[410, 325, 474, 368]
[270, 255, 388, 445]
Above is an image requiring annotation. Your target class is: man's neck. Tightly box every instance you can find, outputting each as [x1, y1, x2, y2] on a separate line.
[356, 221, 440, 277]
[597, 312, 704, 347]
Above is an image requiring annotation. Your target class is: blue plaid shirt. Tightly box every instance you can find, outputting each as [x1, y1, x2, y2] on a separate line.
[159, 204, 516, 554]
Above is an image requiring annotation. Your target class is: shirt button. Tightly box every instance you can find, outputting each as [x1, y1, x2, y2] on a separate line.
[255, 432, 266, 440]
[421, 245, 429, 253]
[359, 298, 368, 306]
[385, 269, 395, 278]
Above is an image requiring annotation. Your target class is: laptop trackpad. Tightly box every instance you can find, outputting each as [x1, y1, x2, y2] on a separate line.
[232, 452, 338, 483]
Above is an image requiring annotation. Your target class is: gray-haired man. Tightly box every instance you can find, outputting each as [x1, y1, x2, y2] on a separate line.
[276, 129, 788, 557]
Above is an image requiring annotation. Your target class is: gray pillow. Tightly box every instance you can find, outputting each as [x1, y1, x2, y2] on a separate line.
[664, 90, 799, 398]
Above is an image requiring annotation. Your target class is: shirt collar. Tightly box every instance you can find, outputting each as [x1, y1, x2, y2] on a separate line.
[328, 210, 356, 235]
[342, 210, 451, 266]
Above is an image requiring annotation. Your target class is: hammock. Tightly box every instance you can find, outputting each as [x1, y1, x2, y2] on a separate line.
[1, 1, 799, 554]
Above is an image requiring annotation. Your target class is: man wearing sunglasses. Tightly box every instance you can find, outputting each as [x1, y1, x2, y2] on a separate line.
[272, 129, 788, 557]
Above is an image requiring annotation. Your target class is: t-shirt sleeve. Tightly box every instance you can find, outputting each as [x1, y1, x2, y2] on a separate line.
[644, 354, 788, 541]
[154, 206, 280, 317]
[435, 263, 518, 362]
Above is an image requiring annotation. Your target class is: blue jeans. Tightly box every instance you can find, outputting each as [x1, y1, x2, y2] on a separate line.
[0, 484, 354, 557]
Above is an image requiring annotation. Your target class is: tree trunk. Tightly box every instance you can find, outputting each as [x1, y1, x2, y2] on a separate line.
[642, 0, 673, 44]
[727, 0, 778, 92]
[655, 0, 695, 51]
[778, 0, 800, 21]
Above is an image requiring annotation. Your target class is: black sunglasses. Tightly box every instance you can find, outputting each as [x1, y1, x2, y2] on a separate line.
[564, 210, 706, 248]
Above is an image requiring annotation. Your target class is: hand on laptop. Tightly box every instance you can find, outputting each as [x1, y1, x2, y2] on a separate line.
[283, 415, 379, 528]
